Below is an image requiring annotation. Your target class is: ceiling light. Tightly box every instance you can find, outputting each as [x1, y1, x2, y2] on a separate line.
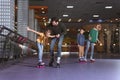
[48, 18, 51, 23]
[41, 8, 44, 10]
[43, 17, 45, 19]
[59, 19, 62, 22]
[115, 18, 118, 20]
[78, 29, 80, 31]
[66, 6, 74, 8]
[110, 21, 113, 22]
[63, 14, 68, 17]
[98, 19, 103, 22]
[105, 6, 112, 9]
[78, 19, 82, 22]
[67, 29, 70, 31]
[42, 11, 45, 14]
[93, 15, 99, 17]
[68, 19, 71, 22]
[89, 20, 93, 22]
[44, 23, 47, 26]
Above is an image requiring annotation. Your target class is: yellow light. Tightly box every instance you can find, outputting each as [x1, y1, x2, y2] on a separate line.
[100, 43, 103, 46]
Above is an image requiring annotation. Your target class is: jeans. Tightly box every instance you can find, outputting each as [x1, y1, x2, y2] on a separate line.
[37, 42, 43, 62]
[84, 40, 95, 59]
[50, 35, 64, 57]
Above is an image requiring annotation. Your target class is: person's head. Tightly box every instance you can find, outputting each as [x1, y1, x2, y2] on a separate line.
[79, 28, 85, 34]
[51, 17, 59, 26]
[95, 24, 102, 31]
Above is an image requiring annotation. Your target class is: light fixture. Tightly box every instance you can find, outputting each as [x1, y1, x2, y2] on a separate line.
[78, 19, 82, 22]
[63, 14, 68, 17]
[42, 11, 45, 14]
[59, 19, 62, 22]
[67, 29, 70, 31]
[93, 14, 99, 17]
[116, 29, 119, 31]
[41, 8, 44, 10]
[98, 19, 103, 22]
[105, 6, 112, 9]
[89, 20, 93, 22]
[66, 6, 74, 8]
[44, 22, 47, 26]
[78, 29, 80, 31]
[115, 18, 118, 20]
[43, 17, 45, 19]
[68, 19, 71, 22]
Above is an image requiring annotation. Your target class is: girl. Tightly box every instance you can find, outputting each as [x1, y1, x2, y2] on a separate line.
[27, 27, 50, 67]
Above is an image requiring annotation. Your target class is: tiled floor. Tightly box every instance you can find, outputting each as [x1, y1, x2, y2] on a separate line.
[0, 54, 120, 80]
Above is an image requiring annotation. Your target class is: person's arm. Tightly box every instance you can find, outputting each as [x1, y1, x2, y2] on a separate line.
[45, 29, 56, 38]
[27, 27, 44, 36]
[60, 23, 67, 35]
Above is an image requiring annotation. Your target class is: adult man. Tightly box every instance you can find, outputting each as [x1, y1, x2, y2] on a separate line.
[47, 17, 67, 67]
[84, 24, 102, 62]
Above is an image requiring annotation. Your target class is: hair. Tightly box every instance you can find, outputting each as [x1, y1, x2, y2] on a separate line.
[80, 27, 85, 31]
[51, 17, 59, 22]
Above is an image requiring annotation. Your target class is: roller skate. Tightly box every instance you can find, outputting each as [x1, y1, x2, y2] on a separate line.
[89, 59, 95, 63]
[56, 63, 60, 68]
[37, 62, 45, 68]
[79, 57, 86, 63]
[49, 56, 54, 67]
[82, 58, 87, 63]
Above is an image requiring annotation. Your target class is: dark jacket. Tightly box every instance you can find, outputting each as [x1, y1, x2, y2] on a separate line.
[47, 22, 67, 35]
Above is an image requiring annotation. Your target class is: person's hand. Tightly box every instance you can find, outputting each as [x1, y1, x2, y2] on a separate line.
[27, 27, 30, 31]
[56, 34, 60, 38]
[97, 40, 101, 44]
[89, 36, 91, 40]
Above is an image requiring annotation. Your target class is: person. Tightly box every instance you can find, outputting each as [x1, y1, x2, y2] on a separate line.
[84, 24, 102, 62]
[47, 17, 67, 68]
[77, 28, 85, 62]
[27, 27, 50, 67]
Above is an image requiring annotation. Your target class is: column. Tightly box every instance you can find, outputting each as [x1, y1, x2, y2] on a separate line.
[17, 0, 28, 37]
[28, 9, 35, 41]
[0, 0, 15, 33]
[34, 19, 38, 41]
[0, 0, 15, 58]
[119, 23, 120, 54]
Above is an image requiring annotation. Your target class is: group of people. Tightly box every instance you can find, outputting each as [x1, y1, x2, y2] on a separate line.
[27, 17, 102, 68]
[77, 24, 102, 62]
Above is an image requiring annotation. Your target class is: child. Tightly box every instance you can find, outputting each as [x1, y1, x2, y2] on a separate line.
[27, 27, 50, 67]
[77, 28, 85, 62]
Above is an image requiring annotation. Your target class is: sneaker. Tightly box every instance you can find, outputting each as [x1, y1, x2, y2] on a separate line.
[38, 62, 45, 66]
[90, 59, 95, 62]
[83, 59, 87, 62]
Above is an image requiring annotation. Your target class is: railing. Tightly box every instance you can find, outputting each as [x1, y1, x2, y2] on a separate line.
[0, 25, 37, 63]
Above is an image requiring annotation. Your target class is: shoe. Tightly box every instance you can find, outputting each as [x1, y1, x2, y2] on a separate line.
[49, 62, 53, 67]
[49, 53, 54, 67]
[38, 62, 45, 66]
[83, 59, 87, 62]
[90, 59, 95, 62]
[56, 63, 60, 68]
[79, 58, 83, 62]
[49, 58, 54, 67]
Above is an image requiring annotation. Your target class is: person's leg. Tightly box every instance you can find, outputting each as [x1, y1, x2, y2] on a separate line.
[90, 43, 95, 60]
[57, 35, 64, 66]
[78, 45, 81, 59]
[49, 38, 57, 66]
[84, 40, 90, 61]
[81, 46, 84, 58]
[37, 43, 44, 65]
